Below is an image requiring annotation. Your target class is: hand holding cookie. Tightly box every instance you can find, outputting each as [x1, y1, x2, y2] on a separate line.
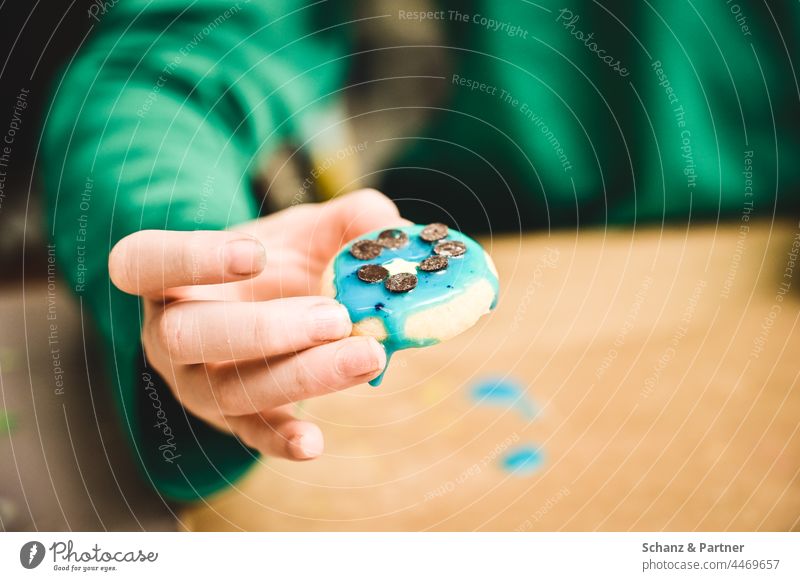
[108, 189, 405, 461]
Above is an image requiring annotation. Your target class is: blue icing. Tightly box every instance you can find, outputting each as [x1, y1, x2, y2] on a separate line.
[500, 445, 544, 475]
[333, 224, 499, 386]
[470, 376, 537, 420]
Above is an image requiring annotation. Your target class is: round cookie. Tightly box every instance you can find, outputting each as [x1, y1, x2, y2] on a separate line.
[320, 223, 500, 385]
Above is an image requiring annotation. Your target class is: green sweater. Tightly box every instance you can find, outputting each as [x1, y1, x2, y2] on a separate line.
[41, 0, 799, 500]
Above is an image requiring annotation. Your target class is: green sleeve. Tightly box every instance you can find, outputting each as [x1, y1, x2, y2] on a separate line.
[40, 0, 348, 500]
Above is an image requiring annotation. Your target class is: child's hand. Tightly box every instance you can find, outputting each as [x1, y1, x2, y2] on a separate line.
[108, 190, 405, 461]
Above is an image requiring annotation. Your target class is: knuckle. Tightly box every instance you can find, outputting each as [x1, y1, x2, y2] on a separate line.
[141, 329, 158, 361]
[251, 309, 274, 353]
[354, 187, 385, 200]
[218, 388, 246, 416]
[142, 308, 169, 364]
[285, 358, 323, 402]
[287, 361, 307, 399]
[178, 236, 202, 285]
[213, 369, 247, 415]
[352, 188, 398, 215]
[158, 306, 187, 357]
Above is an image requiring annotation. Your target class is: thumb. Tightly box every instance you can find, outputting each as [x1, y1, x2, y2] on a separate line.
[109, 230, 266, 297]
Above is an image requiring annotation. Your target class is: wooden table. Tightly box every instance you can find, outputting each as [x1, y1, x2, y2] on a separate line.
[182, 221, 800, 531]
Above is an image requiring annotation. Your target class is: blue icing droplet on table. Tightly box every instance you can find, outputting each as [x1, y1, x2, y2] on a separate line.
[470, 376, 537, 420]
[333, 225, 499, 386]
[500, 445, 544, 475]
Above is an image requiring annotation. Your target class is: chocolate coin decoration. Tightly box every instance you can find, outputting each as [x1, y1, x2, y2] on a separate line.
[433, 240, 467, 257]
[377, 229, 409, 249]
[350, 240, 382, 260]
[420, 223, 448, 242]
[419, 255, 448, 272]
[385, 273, 418, 293]
[357, 264, 389, 283]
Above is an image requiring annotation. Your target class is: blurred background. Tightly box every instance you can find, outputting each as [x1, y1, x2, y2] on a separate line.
[0, 1, 175, 530]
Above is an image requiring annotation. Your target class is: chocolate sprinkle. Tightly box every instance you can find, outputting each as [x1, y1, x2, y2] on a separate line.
[433, 240, 467, 257]
[377, 229, 409, 249]
[349, 240, 382, 260]
[419, 255, 448, 272]
[357, 264, 389, 283]
[385, 273, 418, 293]
[420, 223, 449, 242]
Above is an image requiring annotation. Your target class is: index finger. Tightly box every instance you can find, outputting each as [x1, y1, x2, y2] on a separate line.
[109, 229, 266, 297]
[317, 188, 412, 248]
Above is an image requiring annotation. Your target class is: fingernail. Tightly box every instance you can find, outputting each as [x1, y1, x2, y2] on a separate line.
[289, 433, 324, 460]
[224, 239, 266, 275]
[309, 303, 351, 341]
[334, 337, 386, 377]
